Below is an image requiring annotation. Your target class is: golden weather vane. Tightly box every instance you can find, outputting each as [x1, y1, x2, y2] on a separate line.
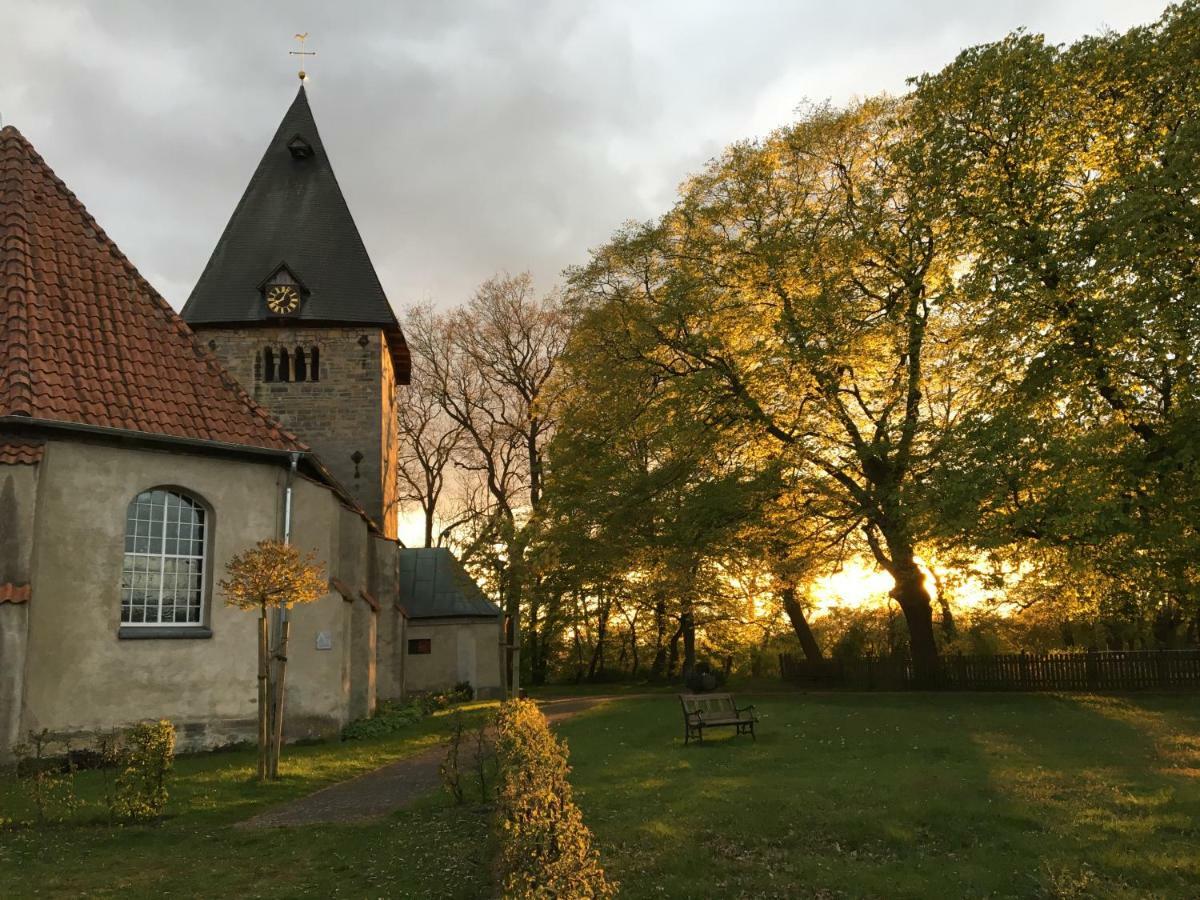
[290, 33, 316, 81]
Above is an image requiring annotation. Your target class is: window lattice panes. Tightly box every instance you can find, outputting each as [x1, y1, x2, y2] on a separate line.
[121, 489, 206, 625]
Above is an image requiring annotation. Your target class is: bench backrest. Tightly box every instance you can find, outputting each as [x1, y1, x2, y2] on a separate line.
[679, 693, 737, 717]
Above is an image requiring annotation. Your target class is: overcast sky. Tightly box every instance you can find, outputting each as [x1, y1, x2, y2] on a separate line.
[2, 0, 1170, 312]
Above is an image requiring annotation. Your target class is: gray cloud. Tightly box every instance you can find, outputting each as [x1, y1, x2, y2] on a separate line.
[1, 0, 1169, 311]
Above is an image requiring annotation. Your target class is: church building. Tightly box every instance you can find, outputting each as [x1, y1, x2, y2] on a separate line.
[0, 86, 500, 758]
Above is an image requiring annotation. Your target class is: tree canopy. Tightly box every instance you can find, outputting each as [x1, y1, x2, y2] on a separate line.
[398, 2, 1200, 685]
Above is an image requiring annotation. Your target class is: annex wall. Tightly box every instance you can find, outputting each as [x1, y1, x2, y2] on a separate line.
[403, 618, 502, 698]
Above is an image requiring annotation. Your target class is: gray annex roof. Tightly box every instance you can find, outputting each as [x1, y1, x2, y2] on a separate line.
[398, 548, 500, 620]
[182, 85, 409, 380]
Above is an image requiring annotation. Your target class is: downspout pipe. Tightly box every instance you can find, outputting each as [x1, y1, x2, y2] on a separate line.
[280, 451, 300, 621]
[283, 451, 299, 545]
[272, 452, 301, 646]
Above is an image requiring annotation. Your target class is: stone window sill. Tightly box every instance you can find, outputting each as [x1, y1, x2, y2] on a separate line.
[118, 626, 213, 640]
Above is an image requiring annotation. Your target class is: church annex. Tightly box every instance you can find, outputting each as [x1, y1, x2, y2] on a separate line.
[0, 87, 500, 758]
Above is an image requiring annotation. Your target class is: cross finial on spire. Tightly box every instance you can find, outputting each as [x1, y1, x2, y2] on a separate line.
[289, 33, 316, 81]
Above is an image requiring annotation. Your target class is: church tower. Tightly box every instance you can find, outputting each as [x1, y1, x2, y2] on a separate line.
[183, 86, 407, 537]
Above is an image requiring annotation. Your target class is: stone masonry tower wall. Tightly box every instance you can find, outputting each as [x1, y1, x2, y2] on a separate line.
[197, 325, 399, 538]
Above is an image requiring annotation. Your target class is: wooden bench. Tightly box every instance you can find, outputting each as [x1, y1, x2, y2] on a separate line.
[679, 693, 757, 744]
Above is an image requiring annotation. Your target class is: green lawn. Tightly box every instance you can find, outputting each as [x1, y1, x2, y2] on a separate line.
[0, 704, 497, 899]
[3, 693, 1198, 898]
[558, 693, 1200, 899]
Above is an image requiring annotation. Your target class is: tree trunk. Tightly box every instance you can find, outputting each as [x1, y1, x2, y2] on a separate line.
[650, 598, 668, 680]
[587, 603, 609, 679]
[572, 628, 584, 683]
[423, 505, 434, 548]
[268, 617, 291, 779]
[526, 599, 540, 687]
[681, 610, 696, 680]
[628, 616, 640, 678]
[256, 609, 268, 782]
[666, 620, 684, 679]
[889, 558, 939, 686]
[780, 586, 823, 661]
[530, 622, 550, 686]
[931, 569, 956, 640]
[502, 537, 525, 695]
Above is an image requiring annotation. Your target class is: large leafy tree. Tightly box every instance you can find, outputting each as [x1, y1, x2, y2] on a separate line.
[911, 2, 1200, 641]
[566, 98, 966, 678]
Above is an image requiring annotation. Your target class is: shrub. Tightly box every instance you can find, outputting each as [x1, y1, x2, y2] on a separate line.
[440, 712, 466, 805]
[471, 720, 492, 803]
[341, 699, 423, 741]
[418, 683, 471, 714]
[12, 729, 80, 824]
[493, 699, 615, 898]
[342, 687, 474, 742]
[112, 720, 175, 822]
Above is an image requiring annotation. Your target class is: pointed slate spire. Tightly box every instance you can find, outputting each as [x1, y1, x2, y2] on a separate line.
[183, 86, 408, 379]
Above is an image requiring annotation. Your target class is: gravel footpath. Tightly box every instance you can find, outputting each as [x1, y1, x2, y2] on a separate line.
[238, 694, 643, 828]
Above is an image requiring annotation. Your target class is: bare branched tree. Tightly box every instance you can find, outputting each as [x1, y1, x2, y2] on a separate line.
[397, 331, 465, 548]
[401, 273, 570, 687]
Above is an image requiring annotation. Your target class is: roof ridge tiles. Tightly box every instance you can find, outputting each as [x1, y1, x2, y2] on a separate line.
[1, 131, 35, 416]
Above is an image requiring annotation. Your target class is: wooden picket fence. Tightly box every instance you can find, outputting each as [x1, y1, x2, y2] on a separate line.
[778, 649, 1200, 691]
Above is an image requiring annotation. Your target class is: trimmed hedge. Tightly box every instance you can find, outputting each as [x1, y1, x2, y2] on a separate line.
[493, 699, 615, 898]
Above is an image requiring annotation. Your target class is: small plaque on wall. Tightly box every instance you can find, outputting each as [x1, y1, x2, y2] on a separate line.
[316, 631, 333, 651]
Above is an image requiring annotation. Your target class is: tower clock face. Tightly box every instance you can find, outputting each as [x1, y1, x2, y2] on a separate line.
[266, 284, 301, 315]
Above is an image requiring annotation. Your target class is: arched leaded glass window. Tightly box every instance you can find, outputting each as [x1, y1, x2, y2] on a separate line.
[121, 489, 207, 626]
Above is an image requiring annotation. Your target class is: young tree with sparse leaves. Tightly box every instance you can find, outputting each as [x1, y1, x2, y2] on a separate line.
[221, 540, 326, 780]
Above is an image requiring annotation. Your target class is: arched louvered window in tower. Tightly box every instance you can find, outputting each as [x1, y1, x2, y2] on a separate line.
[278, 348, 291, 382]
[294, 346, 308, 382]
[310, 347, 320, 382]
[263, 348, 275, 383]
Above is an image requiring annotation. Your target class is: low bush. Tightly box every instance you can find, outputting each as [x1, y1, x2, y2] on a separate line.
[12, 730, 80, 824]
[341, 699, 423, 741]
[341, 686, 475, 741]
[439, 711, 494, 805]
[7, 720, 175, 827]
[439, 712, 467, 804]
[112, 719, 175, 822]
[493, 699, 615, 898]
[418, 683, 474, 715]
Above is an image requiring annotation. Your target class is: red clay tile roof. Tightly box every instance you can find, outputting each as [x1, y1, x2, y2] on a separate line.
[0, 583, 31, 604]
[0, 436, 43, 464]
[0, 125, 306, 453]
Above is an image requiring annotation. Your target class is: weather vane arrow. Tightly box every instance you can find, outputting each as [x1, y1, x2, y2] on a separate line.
[290, 33, 316, 81]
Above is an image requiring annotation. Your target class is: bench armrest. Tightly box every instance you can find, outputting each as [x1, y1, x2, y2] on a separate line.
[735, 703, 756, 717]
[684, 709, 704, 722]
